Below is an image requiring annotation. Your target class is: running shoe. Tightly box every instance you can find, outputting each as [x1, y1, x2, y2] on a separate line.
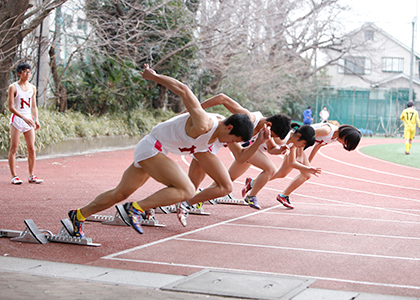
[28, 175, 43, 184]
[276, 194, 294, 209]
[123, 202, 144, 234]
[405, 151, 410, 155]
[176, 203, 188, 227]
[11, 176, 23, 185]
[68, 210, 85, 238]
[244, 195, 261, 210]
[241, 177, 253, 197]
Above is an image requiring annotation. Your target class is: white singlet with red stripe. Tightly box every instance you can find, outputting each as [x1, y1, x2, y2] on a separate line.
[151, 112, 222, 155]
[311, 122, 338, 145]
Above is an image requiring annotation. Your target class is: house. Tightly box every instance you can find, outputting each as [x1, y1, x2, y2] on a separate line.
[323, 22, 420, 96]
[318, 23, 420, 135]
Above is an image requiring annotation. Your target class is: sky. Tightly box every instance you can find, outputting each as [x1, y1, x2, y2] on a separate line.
[341, 0, 420, 51]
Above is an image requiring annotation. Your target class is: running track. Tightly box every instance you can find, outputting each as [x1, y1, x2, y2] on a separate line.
[0, 138, 419, 298]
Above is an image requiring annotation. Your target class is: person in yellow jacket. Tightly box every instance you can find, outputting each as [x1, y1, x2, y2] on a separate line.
[400, 101, 420, 154]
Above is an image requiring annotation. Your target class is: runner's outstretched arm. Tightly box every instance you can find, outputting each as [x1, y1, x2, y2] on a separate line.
[141, 64, 210, 135]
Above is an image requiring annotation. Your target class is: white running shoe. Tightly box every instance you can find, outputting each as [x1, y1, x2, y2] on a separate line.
[11, 176, 23, 185]
[28, 175, 43, 184]
[176, 203, 188, 227]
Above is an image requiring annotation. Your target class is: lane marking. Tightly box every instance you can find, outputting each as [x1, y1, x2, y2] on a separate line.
[357, 146, 420, 171]
[317, 149, 420, 181]
[103, 257, 420, 290]
[321, 170, 420, 191]
[102, 204, 281, 259]
[225, 223, 420, 240]
[263, 211, 420, 225]
[174, 238, 420, 261]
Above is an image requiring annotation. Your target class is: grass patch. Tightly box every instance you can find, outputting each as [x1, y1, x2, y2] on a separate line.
[360, 142, 420, 169]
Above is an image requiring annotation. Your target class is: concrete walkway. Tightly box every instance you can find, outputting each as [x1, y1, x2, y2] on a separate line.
[1, 257, 418, 300]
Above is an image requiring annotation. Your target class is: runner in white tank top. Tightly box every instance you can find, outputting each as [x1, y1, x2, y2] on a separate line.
[68, 64, 260, 237]
[184, 94, 290, 210]
[275, 122, 361, 209]
[7, 62, 43, 185]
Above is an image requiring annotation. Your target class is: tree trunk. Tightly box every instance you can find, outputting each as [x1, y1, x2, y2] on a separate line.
[49, 45, 67, 112]
[0, 0, 30, 113]
[167, 92, 183, 113]
[152, 84, 167, 109]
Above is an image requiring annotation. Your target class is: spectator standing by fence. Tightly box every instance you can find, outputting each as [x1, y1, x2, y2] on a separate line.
[303, 106, 313, 125]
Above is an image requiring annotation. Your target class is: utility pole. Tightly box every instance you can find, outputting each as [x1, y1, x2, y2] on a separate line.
[409, 17, 417, 102]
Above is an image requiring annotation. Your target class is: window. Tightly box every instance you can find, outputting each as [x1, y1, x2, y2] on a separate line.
[382, 57, 404, 72]
[365, 30, 374, 41]
[338, 57, 371, 75]
[77, 17, 87, 31]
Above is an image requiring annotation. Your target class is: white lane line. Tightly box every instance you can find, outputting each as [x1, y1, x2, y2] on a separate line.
[174, 238, 420, 261]
[224, 223, 420, 240]
[101, 204, 281, 259]
[357, 146, 420, 171]
[236, 177, 420, 205]
[263, 211, 420, 225]
[321, 170, 420, 191]
[317, 149, 420, 180]
[102, 257, 420, 291]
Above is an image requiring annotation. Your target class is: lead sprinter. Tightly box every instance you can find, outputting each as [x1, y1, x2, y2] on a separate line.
[68, 64, 270, 237]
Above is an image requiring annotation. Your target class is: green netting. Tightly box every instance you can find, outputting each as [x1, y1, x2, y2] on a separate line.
[314, 87, 411, 136]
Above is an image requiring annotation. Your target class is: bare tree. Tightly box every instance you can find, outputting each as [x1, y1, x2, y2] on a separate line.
[195, 0, 351, 115]
[0, 0, 68, 113]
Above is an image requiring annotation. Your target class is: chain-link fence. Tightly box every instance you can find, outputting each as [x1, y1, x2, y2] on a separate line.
[313, 87, 419, 136]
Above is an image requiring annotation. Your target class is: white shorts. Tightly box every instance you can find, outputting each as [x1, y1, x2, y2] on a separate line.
[10, 114, 33, 133]
[133, 134, 169, 168]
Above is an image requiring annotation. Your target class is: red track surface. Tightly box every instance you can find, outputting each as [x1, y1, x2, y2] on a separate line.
[1, 138, 419, 297]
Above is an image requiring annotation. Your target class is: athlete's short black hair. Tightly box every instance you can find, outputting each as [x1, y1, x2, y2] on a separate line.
[339, 125, 361, 151]
[407, 101, 414, 108]
[16, 62, 31, 74]
[224, 113, 253, 142]
[266, 113, 291, 139]
[291, 123, 315, 147]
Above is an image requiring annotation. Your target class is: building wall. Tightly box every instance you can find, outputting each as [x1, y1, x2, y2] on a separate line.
[322, 24, 420, 99]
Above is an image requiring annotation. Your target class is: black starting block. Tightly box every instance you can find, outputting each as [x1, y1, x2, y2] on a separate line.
[0, 219, 100, 247]
[87, 205, 165, 227]
[213, 193, 248, 206]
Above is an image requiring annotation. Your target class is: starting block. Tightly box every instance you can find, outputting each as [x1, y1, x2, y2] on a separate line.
[87, 205, 165, 227]
[213, 193, 248, 206]
[158, 202, 210, 216]
[0, 219, 100, 247]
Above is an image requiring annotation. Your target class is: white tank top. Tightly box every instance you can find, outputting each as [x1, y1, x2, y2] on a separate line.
[250, 111, 264, 140]
[13, 82, 33, 116]
[311, 123, 338, 145]
[150, 112, 222, 155]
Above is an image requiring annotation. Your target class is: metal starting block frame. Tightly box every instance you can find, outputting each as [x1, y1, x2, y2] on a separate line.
[87, 205, 165, 227]
[213, 193, 248, 206]
[0, 219, 100, 247]
[157, 202, 210, 216]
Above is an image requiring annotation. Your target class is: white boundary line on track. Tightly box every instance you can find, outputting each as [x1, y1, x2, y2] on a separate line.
[101, 150, 420, 292]
[356, 146, 420, 171]
[321, 170, 420, 191]
[103, 258, 420, 291]
[317, 148, 420, 181]
[245, 171, 420, 205]
[224, 223, 420, 240]
[102, 205, 280, 259]
[261, 186, 420, 217]
[175, 238, 420, 261]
